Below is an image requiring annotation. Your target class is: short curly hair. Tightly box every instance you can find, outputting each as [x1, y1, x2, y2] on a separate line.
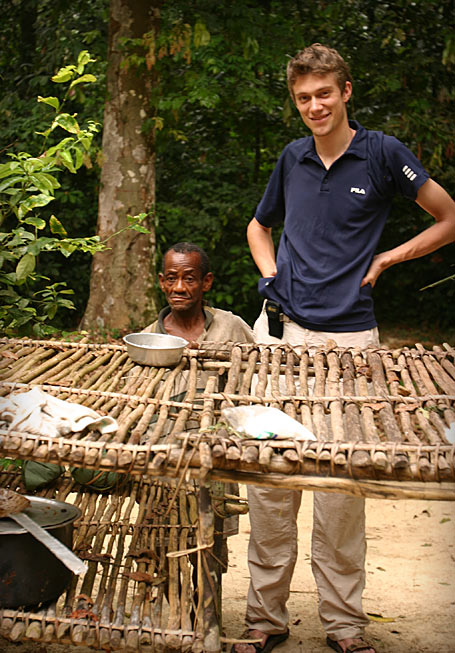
[287, 43, 352, 101]
[163, 242, 210, 278]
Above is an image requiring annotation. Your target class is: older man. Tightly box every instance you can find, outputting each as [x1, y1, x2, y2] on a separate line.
[142, 241, 254, 345]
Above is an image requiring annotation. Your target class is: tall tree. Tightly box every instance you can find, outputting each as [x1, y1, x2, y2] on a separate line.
[1, 0, 453, 331]
[82, 0, 160, 330]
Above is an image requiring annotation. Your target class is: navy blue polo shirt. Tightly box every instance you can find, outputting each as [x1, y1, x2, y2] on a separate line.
[255, 120, 429, 332]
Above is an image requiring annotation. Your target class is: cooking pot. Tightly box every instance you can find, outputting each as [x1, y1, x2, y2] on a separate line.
[0, 495, 81, 608]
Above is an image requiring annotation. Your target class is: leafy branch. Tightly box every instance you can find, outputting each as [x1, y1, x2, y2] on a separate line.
[0, 51, 150, 336]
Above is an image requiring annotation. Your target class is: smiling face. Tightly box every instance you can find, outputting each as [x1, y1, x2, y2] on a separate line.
[292, 72, 352, 140]
[159, 250, 213, 314]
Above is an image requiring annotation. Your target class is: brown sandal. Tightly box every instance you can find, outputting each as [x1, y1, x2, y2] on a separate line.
[326, 636, 376, 653]
[231, 629, 289, 653]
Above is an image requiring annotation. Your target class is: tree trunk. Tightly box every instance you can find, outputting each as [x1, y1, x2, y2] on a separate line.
[82, 0, 160, 331]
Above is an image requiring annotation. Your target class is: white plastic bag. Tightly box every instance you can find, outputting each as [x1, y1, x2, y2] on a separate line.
[445, 422, 455, 444]
[222, 405, 316, 441]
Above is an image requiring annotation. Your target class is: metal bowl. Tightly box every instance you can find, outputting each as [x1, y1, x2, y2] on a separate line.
[123, 332, 188, 367]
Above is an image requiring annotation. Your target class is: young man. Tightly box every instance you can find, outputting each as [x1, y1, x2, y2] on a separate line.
[237, 44, 455, 653]
[142, 241, 254, 345]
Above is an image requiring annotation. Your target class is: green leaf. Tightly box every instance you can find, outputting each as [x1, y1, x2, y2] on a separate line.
[69, 74, 97, 89]
[0, 162, 21, 179]
[74, 148, 84, 170]
[127, 212, 148, 224]
[282, 97, 294, 125]
[35, 172, 60, 192]
[59, 242, 77, 256]
[76, 50, 95, 73]
[16, 253, 36, 281]
[194, 21, 211, 47]
[24, 217, 46, 230]
[0, 175, 24, 193]
[18, 193, 54, 218]
[51, 65, 75, 83]
[80, 136, 93, 151]
[58, 150, 76, 173]
[46, 137, 73, 157]
[37, 96, 60, 111]
[46, 304, 58, 320]
[1, 272, 18, 285]
[9, 228, 35, 246]
[49, 215, 68, 236]
[23, 158, 46, 174]
[52, 114, 80, 134]
[129, 224, 150, 234]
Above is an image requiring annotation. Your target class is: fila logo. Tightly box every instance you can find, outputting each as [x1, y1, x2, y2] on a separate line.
[350, 187, 365, 194]
[402, 165, 417, 181]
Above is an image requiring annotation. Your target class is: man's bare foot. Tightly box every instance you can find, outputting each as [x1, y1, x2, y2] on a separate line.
[327, 636, 376, 653]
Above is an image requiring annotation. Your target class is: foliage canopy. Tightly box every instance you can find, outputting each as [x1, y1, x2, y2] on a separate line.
[1, 0, 454, 331]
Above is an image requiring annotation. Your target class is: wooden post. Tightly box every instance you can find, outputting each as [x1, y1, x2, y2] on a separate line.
[197, 484, 221, 653]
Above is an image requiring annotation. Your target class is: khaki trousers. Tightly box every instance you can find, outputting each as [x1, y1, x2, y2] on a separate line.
[245, 304, 379, 640]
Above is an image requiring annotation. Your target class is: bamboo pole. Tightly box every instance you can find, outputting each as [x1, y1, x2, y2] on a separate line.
[193, 469, 455, 501]
[197, 484, 221, 653]
[298, 349, 314, 434]
[341, 351, 375, 468]
[312, 350, 329, 441]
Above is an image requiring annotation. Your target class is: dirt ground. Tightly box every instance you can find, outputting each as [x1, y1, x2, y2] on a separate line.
[222, 490, 455, 653]
[1, 490, 454, 653]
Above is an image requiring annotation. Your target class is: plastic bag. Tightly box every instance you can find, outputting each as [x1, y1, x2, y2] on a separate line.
[222, 405, 316, 441]
[444, 422, 455, 444]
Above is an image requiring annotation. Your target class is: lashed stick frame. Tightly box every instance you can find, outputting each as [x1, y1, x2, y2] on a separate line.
[0, 337, 454, 650]
[0, 469, 214, 651]
[0, 338, 454, 494]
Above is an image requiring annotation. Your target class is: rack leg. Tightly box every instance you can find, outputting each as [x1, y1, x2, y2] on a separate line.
[198, 483, 221, 653]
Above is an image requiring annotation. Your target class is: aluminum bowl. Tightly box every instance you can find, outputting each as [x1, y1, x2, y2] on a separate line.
[123, 332, 188, 367]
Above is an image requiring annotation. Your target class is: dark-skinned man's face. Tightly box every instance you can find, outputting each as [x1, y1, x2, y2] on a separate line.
[158, 250, 213, 313]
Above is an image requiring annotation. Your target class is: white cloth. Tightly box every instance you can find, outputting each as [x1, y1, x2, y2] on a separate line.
[0, 387, 118, 437]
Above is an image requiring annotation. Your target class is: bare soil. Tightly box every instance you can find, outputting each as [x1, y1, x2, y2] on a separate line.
[222, 491, 455, 653]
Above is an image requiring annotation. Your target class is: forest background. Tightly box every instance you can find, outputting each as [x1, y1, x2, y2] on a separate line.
[1, 0, 454, 339]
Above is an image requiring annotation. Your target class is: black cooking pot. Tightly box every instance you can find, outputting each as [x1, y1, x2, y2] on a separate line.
[0, 495, 81, 609]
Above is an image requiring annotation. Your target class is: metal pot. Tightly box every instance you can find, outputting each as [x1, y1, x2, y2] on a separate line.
[123, 332, 188, 366]
[0, 496, 81, 608]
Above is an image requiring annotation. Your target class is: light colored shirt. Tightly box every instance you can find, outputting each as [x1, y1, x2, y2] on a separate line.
[142, 305, 254, 344]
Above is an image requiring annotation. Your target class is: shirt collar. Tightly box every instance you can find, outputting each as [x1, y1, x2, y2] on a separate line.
[156, 304, 215, 334]
[298, 120, 367, 163]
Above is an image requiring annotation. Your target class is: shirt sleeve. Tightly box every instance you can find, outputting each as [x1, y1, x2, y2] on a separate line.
[382, 135, 429, 200]
[255, 147, 288, 227]
[206, 310, 254, 343]
[141, 320, 158, 333]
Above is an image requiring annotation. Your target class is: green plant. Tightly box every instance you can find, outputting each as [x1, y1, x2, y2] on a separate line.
[0, 51, 150, 337]
[420, 268, 455, 290]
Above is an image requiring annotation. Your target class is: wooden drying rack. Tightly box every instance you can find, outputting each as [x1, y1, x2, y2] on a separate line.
[0, 337, 454, 651]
